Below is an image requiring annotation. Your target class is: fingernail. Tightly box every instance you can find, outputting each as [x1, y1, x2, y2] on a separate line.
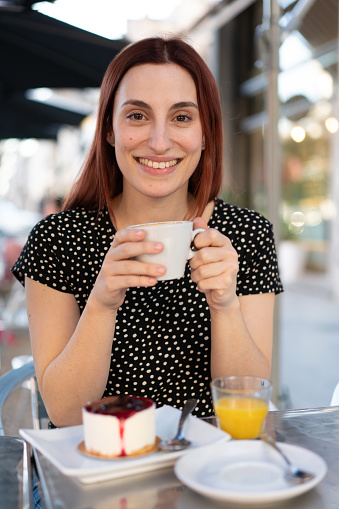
[156, 266, 166, 274]
[135, 230, 144, 238]
[154, 242, 163, 250]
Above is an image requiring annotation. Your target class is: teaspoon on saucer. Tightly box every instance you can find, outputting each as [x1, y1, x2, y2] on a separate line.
[159, 399, 197, 451]
[259, 432, 315, 484]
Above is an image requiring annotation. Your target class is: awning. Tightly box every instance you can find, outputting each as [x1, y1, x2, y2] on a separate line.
[0, 8, 128, 91]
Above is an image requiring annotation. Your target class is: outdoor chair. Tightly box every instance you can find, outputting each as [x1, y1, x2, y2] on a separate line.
[330, 382, 339, 406]
[0, 359, 48, 436]
[0, 360, 47, 509]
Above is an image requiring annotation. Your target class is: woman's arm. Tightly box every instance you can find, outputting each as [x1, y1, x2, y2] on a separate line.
[26, 278, 118, 427]
[190, 217, 275, 380]
[209, 293, 274, 379]
[26, 227, 166, 427]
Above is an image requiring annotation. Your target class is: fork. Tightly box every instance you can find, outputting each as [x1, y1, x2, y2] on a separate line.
[259, 432, 315, 484]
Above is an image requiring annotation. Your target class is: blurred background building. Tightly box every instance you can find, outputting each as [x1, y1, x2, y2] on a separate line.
[0, 0, 338, 410]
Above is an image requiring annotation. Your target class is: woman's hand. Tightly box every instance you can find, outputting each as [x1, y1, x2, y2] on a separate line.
[89, 228, 165, 311]
[189, 217, 239, 312]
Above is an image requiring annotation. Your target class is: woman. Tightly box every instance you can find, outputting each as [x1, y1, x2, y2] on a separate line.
[12, 36, 283, 427]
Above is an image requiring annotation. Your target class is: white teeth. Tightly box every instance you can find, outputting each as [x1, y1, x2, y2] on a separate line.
[138, 158, 178, 168]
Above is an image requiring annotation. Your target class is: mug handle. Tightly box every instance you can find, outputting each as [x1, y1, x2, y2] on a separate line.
[187, 228, 205, 260]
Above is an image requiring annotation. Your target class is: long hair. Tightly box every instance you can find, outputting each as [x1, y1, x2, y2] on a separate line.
[63, 36, 223, 220]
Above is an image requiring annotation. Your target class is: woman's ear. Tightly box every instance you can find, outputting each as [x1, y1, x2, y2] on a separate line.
[107, 133, 115, 147]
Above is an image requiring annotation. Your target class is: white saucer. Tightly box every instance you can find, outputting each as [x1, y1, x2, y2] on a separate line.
[174, 440, 327, 505]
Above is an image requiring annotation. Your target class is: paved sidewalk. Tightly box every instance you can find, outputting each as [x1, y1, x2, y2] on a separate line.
[278, 272, 339, 410]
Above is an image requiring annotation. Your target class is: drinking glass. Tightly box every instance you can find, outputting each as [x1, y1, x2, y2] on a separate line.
[210, 376, 272, 439]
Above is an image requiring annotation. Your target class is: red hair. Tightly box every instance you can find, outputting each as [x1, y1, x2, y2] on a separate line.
[63, 36, 223, 220]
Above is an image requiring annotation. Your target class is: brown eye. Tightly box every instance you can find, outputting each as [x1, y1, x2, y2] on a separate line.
[175, 114, 190, 122]
[176, 115, 188, 122]
[128, 113, 145, 121]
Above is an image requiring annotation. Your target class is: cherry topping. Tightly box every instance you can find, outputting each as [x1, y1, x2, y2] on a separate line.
[84, 395, 153, 419]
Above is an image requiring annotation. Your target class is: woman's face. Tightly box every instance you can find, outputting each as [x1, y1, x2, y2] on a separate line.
[111, 63, 204, 201]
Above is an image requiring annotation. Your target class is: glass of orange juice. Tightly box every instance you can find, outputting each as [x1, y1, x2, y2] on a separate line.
[210, 376, 272, 439]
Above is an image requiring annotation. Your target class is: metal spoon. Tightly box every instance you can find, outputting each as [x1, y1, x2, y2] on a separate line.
[159, 399, 197, 451]
[260, 432, 315, 484]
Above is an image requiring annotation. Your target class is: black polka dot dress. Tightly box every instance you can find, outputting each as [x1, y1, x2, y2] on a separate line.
[12, 199, 283, 417]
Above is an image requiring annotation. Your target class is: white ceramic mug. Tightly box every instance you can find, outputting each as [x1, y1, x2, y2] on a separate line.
[127, 221, 204, 281]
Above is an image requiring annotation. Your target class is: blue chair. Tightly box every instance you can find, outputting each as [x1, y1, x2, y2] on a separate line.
[330, 382, 339, 406]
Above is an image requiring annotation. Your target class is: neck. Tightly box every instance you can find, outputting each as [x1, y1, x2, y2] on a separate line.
[111, 193, 195, 230]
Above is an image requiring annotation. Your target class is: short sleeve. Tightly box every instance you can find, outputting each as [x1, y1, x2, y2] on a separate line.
[11, 215, 73, 293]
[210, 200, 283, 297]
[236, 220, 283, 296]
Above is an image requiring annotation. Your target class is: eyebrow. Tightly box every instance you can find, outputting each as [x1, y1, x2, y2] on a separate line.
[121, 100, 199, 111]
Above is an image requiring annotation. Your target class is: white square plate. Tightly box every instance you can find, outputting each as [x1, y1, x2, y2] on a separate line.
[20, 406, 229, 484]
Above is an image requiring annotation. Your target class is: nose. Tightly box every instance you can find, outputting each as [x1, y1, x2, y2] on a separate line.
[148, 121, 172, 153]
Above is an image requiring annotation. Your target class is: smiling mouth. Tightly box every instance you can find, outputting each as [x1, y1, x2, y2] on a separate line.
[136, 158, 179, 169]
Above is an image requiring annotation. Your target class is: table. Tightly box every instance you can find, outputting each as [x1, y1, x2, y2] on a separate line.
[31, 406, 339, 509]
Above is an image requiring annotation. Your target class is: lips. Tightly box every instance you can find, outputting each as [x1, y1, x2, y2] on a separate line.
[136, 158, 179, 169]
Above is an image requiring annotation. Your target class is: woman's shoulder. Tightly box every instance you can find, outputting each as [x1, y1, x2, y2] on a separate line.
[212, 198, 272, 231]
[31, 208, 111, 234]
